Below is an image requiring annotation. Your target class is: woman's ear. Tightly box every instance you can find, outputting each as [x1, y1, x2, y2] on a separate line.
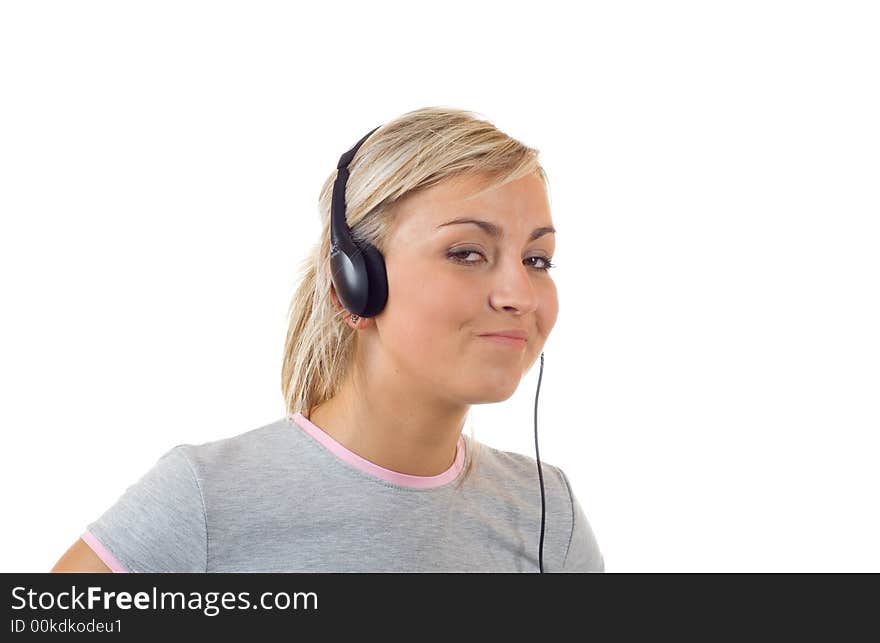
[328, 280, 368, 330]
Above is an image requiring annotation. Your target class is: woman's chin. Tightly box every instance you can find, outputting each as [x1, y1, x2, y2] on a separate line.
[465, 378, 521, 403]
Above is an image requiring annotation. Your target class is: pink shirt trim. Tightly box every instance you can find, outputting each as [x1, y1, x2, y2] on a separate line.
[81, 530, 129, 573]
[288, 411, 465, 489]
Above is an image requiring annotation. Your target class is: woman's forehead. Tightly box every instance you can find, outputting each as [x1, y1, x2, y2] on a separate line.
[394, 173, 551, 232]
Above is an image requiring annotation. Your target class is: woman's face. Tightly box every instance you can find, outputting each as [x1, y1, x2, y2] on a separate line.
[371, 170, 559, 405]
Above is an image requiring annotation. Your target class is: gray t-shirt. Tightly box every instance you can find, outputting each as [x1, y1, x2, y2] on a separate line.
[82, 412, 604, 573]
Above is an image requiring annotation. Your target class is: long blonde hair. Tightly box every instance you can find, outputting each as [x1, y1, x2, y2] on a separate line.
[280, 106, 548, 487]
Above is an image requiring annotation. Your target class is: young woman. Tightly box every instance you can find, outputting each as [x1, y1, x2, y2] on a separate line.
[51, 107, 604, 573]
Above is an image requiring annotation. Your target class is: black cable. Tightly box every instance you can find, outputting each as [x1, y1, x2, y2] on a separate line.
[534, 351, 546, 573]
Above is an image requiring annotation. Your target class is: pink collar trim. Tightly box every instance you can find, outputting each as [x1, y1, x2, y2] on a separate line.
[288, 411, 465, 489]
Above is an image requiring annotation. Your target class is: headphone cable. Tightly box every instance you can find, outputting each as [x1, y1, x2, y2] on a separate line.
[534, 351, 546, 573]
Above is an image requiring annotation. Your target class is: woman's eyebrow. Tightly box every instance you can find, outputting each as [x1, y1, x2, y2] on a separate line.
[436, 217, 556, 241]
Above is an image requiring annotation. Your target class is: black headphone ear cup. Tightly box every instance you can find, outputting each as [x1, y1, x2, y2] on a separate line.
[329, 247, 359, 315]
[359, 242, 389, 318]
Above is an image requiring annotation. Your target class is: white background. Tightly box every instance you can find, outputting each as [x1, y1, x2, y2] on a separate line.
[1, 1, 877, 572]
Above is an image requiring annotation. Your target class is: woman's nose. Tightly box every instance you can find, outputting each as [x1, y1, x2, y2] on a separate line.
[488, 256, 540, 313]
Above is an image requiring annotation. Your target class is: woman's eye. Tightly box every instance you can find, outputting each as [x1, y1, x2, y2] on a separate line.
[448, 250, 483, 264]
[527, 256, 556, 271]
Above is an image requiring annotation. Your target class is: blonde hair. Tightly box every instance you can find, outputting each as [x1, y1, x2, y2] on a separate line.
[280, 106, 548, 488]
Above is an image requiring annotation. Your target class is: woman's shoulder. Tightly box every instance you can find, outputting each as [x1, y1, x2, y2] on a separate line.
[174, 415, 300, 476]
[465, 436, 569, 494]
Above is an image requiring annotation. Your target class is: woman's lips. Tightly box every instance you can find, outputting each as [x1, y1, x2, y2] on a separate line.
[479, 335, 527, 349]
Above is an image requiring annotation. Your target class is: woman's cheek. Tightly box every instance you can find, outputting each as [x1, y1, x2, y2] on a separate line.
[538, 281, 559, 337]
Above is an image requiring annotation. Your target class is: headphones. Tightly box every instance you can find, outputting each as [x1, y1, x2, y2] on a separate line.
[330, 125, 549, 573]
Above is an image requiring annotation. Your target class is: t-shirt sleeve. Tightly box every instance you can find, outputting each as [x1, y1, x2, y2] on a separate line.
[81, 445, 207, 573]
[558, 468, 605, 573]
